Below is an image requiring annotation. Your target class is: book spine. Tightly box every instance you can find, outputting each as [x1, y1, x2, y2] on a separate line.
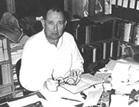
[0, 39, 4, 61]
[92, 48, 96, 63]
[110, 41, 114, 57]
[3, 38, 9, 61]
[134, 23, 139, 45]
[0, 65, 2, 85]
[103, 42, 107, 60]
[123, 22, 132, 42]
[85, 25, 91, 44]
[104, 0, 112, 15]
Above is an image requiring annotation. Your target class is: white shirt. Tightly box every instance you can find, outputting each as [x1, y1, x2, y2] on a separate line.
[19, 30, 84, 91]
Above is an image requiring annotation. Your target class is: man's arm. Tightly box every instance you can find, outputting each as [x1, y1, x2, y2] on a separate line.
[19, 41, 43, 91]
[71, 37, 84, 73]
[67, 36, 84, 85]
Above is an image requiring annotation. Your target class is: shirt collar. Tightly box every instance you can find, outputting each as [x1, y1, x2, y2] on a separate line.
[57, 34, 63, 49]
[42, 29, 64, 49]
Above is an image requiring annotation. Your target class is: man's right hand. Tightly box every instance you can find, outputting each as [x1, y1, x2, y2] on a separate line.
[44, 78, 59, 92]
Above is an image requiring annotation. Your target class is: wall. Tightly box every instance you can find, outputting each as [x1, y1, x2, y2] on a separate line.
[15, 0, 64, 18]
[0, 0, 7, 18]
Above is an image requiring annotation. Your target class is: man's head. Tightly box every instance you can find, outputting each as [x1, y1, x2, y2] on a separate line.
[43, 7, 67, 43]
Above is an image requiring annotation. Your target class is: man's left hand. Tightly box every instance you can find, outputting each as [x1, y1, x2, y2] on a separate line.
[64, 69, 82, 85]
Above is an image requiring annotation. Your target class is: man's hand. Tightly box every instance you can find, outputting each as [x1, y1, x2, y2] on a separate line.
[70, 69, 82, 77]
[44, 78, 59, 92]
[64, 69, 82, 85]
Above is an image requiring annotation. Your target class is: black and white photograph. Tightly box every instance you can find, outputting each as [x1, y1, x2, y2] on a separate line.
[0, 0, 139, 107]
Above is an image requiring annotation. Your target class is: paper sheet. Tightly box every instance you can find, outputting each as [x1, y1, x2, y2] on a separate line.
[8, 94, 43, 107]
[110, 95, 128, 107]
[83, 84, 103, 107]
[111, 62, 130, 89]
[40, 87, 84, 106]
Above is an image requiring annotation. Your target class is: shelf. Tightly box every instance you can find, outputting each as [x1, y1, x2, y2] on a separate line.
[112, 5, 139, 22]
[0, 60, 10, 65]
[80, 15, 121, 25]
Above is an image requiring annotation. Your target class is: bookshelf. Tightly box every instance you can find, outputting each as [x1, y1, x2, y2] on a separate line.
[67, 15, 121, 46]
[66, 15, 121, 73]
[111, 0, 139, 45]
[10, 39, 26, 97]
[110, 0, 139, 59]
[0, 35, 14, 99]
[66, 0, 139, 71]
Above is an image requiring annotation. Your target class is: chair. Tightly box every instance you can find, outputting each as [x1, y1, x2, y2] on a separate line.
[15, 59, 32, 96]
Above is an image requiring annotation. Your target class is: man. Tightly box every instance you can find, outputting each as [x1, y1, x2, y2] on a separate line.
[19, 6, 84, 101]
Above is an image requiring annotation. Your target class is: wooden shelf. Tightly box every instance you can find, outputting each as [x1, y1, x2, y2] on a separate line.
[0, 60, 10, 65]
[0, 38, 14, 99]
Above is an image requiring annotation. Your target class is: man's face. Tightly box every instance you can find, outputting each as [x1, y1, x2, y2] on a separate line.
[44, 10, 66, 41]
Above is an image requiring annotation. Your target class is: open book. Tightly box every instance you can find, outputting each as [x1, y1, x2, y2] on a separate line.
[61, 73, 110, 94]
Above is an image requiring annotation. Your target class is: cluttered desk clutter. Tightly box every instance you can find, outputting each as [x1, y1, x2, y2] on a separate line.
[0, 8, 139, 107]
[1, 57, 139, 107]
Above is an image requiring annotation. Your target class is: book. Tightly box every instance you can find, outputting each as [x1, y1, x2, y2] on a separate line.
[117, 0, 123, 6]
[116, 21, 136, 43]
[136, 1, 139, 10]
[129, 0, 136, 9]
[123, 22, 132, 42]
[0, 65, 2, 84]
[111, 0, 116, 5]
[123, 0, 129, 8]
[61, 73, 108, 94]
[0, 47, 4, 61]
[2, 64, 11, 84]
[104, 0, 112, 15]
[2, 38, 9, 60]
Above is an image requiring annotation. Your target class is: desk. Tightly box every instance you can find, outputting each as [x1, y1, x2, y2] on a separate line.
[0, 87, 111, 107]
[0, 92, 43, 107]
[0, 72, 111, 107]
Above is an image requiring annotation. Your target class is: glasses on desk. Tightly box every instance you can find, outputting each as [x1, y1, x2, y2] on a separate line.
[51, 69, 81, 86]
[56, 75, 81, 86]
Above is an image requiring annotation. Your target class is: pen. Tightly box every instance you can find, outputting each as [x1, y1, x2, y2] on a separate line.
[51, 69, 55, 80]
[61, 97, 81, 102]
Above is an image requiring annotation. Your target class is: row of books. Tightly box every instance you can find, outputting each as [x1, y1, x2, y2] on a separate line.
[115, 20, 139, 45]
[76, 19, 139, 46]
[112, 0, 139, 10]
[79, 40, 120, 71]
